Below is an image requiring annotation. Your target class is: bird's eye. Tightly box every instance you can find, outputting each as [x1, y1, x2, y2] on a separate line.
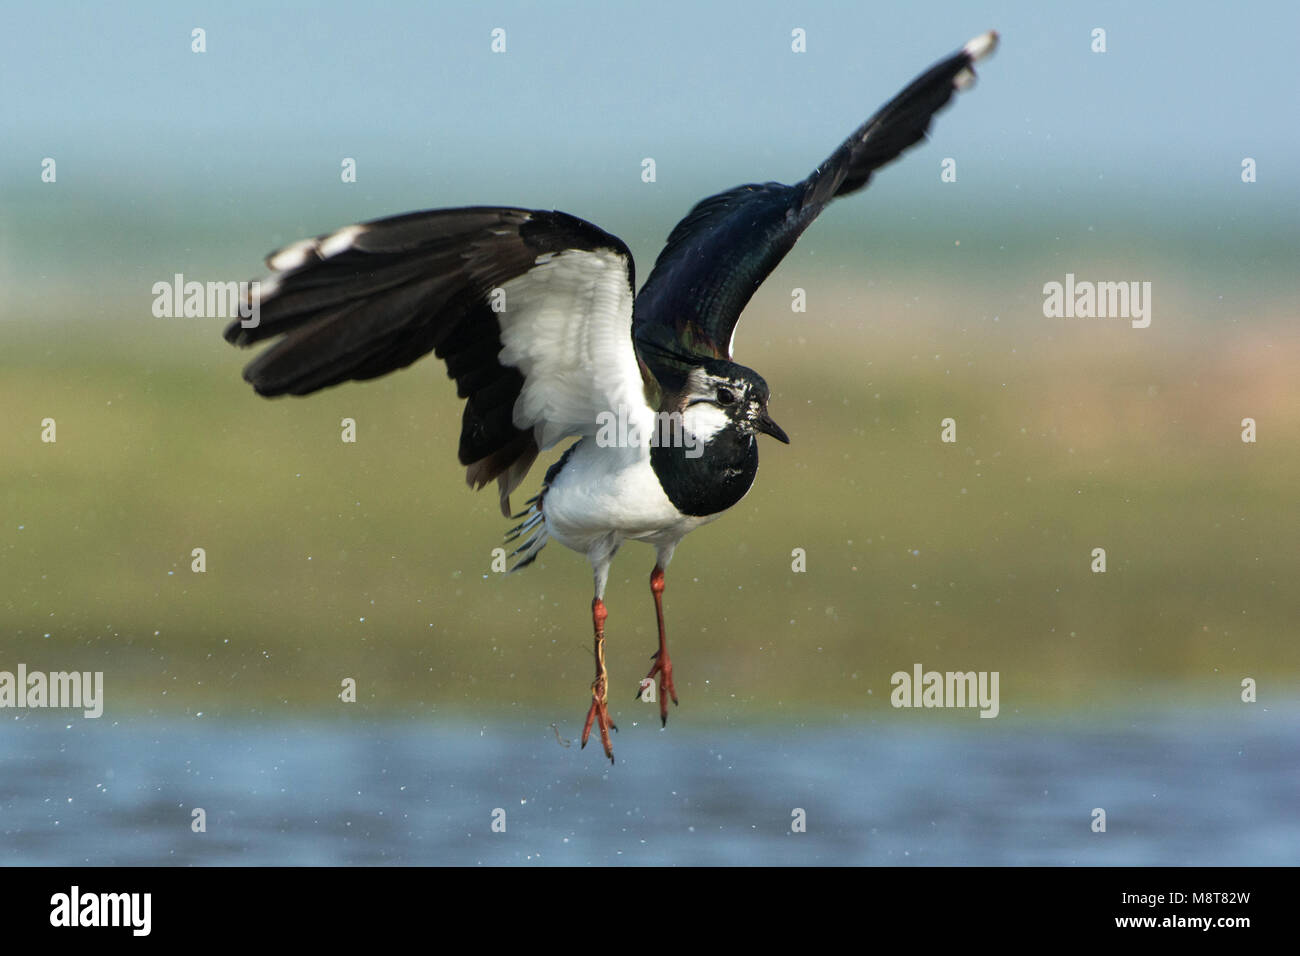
[716, 387, 736, 405]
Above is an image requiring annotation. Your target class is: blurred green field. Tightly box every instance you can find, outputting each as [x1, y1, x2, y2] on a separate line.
[3, 270, 1297, 721]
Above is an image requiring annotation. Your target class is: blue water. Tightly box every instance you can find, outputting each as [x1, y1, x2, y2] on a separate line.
[1, 706, 1295, 865]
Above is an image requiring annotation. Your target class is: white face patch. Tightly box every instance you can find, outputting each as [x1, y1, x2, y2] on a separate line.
[681, 400, 730, 446]
[679, 369, 750, 448]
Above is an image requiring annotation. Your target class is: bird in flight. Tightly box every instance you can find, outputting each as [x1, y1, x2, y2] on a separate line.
[225, 32, 998, 763]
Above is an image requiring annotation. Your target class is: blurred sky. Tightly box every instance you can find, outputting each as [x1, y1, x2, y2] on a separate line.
[2, 0, 1297, 317]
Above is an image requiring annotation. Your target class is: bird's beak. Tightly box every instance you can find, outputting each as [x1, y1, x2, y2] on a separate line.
[755, 409, 790, 444]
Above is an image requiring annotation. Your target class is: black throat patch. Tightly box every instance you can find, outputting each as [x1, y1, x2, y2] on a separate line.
[649, 424, 759, 517]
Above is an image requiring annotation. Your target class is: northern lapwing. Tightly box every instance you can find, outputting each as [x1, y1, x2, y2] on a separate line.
[224, 32, 998, 762]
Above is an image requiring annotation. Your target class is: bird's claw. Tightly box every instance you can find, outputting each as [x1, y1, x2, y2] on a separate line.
[581, 675, 616, 763]
[641, 649, 679, 727]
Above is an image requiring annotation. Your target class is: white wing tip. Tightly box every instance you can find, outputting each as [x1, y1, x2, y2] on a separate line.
[954, 32, 998, 90]
[267, 238, 316, 272]
[963, 30, 998, 62]
[319, 224, 365, 259]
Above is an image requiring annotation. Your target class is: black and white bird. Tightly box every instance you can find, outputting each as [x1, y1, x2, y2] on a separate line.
[225, 32, 997, 762]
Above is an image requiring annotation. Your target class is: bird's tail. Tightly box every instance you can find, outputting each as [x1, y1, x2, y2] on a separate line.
[503, 494, 549, 572]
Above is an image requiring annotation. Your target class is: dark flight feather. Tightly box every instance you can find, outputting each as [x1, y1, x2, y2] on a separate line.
[223, 207, 635, 515]
[632, 33, 997, 368]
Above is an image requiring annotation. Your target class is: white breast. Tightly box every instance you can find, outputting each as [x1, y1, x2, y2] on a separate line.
[541, 439, 717, 557]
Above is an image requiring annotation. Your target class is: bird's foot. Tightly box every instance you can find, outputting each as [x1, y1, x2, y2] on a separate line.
[639, 648, 679, 727]
[581, 673, 616, 764]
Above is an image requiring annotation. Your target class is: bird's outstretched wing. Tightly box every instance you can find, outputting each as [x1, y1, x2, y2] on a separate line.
[632, 31, 998, 367]
[223, 207, 647, 516]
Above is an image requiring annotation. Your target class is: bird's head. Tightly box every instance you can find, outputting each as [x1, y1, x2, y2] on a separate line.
[680, 360, 789, 446]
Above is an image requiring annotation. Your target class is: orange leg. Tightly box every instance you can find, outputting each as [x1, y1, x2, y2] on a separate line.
[581, 597, 616, 763]
[638, 566, 678, 726]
